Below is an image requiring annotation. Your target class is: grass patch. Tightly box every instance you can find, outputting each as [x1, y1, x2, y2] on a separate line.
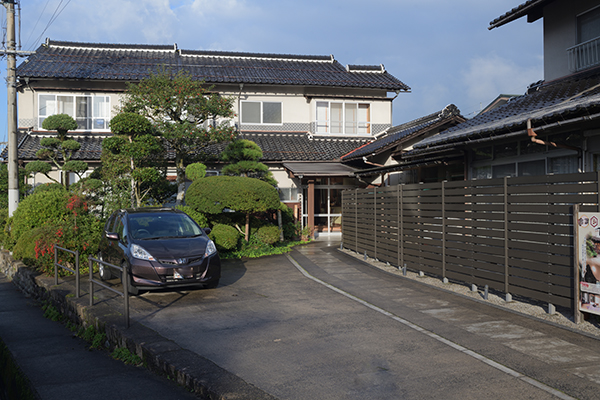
[111, 347, 142, 366]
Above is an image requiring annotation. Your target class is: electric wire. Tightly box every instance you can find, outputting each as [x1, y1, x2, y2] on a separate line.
[27, 0, 72, 51]
[23, 0, 51, 51]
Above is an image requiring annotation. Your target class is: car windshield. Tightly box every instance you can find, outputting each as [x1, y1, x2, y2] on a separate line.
[128, 213, 204, 240]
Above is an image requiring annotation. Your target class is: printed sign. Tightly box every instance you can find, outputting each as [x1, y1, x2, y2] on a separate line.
[578, 212, 600, 316]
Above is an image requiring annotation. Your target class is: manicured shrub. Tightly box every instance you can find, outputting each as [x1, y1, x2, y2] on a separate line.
[7, 187, 102, 275]
[186, 175, 281, 241]
[209, 224, 240, 251]
[8, 186, 70, 248]
[255, 225, 280, 245]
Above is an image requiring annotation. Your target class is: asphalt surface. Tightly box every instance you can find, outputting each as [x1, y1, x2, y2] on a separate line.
[0, 273, 199, 400]
[3, 239, 600, 399]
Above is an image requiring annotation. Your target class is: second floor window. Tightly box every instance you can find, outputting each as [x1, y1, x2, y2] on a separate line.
[39, 94, 110, 131]
[316, 101, 370, 135]
[578, 7, 600, 44]
[241, 101, 282, 124]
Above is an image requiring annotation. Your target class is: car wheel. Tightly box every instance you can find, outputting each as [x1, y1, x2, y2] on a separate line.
[98, 253, 112, 281]
[121, 261, 139, 296]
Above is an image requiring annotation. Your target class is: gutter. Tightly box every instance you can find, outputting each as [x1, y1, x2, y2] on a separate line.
[410, 111, 600, 159]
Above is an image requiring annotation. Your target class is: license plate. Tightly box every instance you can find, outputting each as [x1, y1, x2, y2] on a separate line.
[174, 271, 183, 280]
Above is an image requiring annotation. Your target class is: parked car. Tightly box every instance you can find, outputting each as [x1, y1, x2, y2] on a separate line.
[97, 208, 220, 294]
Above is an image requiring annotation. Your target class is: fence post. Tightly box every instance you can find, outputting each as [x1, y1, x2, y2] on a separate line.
[574, 204, 583, 324]
[400, 185, 404, 269]
[374, 187, 377, 260]
[442, 181, 447, 282]
[355, 189, 358, 252]
[504, 176, 511, 302]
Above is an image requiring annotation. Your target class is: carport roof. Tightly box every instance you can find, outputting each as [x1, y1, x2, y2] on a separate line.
[282, 162, 358, 177]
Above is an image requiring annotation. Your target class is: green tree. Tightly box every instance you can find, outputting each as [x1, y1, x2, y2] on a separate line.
[108, 112, 174, 207]
[25, 114, 87, 187]
[185, 162, 207, 181]
[221, 139, 277, 186]
[0, 164, 29, 209]
[185, 175, 280, 241]
[120, 69, 236, 204]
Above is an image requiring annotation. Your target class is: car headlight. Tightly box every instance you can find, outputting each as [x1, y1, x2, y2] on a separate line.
[205, 240, 217, 257]
[131, 244, 156, 261]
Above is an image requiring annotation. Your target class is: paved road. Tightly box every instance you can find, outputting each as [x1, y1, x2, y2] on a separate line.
[106, 241, 600, 399]
[0, 273, 200, 400]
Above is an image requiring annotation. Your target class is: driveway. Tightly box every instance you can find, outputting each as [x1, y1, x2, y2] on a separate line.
[108, 240, 600, 399]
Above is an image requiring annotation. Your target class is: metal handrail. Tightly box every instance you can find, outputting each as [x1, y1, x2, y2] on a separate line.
[88, 257, 130, 328]
[54, 246, 80, 298]
[567, 36, 600, 72]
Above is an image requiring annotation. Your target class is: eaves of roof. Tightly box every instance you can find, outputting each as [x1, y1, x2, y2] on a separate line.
[342, 104, 464, 161]
[414, 67, 600, 152]
[17, 39, 410, 92]
[488, 0, 555, 30]
[4, 130, 370, 164]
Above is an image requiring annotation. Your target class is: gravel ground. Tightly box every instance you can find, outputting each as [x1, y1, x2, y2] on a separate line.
[340, 248, 600, 339]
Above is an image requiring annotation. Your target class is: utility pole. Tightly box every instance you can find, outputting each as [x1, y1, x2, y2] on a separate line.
[2, 1, 33, 216]
[5, 0, 18, 216]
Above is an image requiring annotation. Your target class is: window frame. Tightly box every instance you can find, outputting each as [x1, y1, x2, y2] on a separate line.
[240, 101, 283, 125]
[38, 93, 111, 131]
[315, 101, 371, 135]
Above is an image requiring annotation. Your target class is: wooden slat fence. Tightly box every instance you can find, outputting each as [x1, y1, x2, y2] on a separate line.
[341, 172, 600, 310]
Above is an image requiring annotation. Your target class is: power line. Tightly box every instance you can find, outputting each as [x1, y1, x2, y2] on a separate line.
[28, 0, 72, 51]
[23, 0, 50, 51]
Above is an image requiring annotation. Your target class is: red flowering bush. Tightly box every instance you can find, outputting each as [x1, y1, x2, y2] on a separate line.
[10, 186, 102, 275]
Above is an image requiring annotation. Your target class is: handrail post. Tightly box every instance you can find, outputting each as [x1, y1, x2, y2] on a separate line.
[89, 258, 94, 307]
[75, 250, 80, 298]
[123, 265, 130, 328]
[54, 246, 58, 285]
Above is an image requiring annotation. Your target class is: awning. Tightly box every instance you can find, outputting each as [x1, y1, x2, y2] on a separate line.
[282, 162, 358, 177]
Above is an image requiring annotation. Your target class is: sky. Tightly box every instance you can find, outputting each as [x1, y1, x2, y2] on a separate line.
[0, 0, 543, 144]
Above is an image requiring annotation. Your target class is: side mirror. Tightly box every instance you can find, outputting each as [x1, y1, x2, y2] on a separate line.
[106, 232, 119, 241]
[203, 228, 212, 235]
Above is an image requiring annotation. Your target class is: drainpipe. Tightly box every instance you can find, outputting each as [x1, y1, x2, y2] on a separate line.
[527, 119, 581, 152]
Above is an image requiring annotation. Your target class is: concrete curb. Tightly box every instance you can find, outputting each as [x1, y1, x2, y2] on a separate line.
[0, 250, 277, 400]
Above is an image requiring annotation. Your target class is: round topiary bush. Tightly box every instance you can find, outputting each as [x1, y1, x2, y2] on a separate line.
[209, 224, 240, 251]
[255, 225, 280, 245]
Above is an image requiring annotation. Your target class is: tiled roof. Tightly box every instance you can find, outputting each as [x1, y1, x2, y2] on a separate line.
[17, 39, 410, 91]
[342, 104, 463, 160]
[488, 0, 553, 30]
[219, 132, 369, 162]
[414, 67, 600, 151]
[4, 130, 368, 164]
[1, 131, 109, 162]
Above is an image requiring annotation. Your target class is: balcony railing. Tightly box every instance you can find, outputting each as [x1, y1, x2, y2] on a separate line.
[568, 36, 600, 72]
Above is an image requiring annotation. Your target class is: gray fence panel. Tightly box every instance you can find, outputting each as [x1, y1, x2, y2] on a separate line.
[341, 172, 600, 311]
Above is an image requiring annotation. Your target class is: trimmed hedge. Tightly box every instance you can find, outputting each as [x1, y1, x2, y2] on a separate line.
[255, 225, 280, 245]
[209, 224, 240, 251]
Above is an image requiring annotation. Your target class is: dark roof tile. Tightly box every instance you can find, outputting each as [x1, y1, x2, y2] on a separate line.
[18, 39, 410, 91]
[414, 67, 600, 150]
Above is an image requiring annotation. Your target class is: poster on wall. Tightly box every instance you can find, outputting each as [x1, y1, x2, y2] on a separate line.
[577, 212, 600, 316]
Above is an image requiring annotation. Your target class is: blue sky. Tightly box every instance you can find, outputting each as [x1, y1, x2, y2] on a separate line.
[0, 0, 543, 143]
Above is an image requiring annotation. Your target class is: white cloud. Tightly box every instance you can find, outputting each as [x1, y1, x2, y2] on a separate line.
[462, 54, 542, 112]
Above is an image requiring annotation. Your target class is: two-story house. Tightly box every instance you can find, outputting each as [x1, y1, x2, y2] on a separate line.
[11, 39, 409, 235]
[397, 0, 600, 182]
